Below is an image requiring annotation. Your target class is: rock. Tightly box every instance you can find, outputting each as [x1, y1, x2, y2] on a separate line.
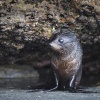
[0, 86, 100, 100]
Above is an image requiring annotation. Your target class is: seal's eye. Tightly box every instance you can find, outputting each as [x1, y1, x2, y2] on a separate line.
[58, 39, 64, 43]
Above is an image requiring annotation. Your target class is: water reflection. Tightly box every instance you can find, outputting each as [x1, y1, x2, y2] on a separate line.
[0, 78, 40, 89]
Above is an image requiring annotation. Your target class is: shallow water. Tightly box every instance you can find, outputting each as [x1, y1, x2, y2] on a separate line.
[0, 78, 40, 89]
[0, 64, 100, 92]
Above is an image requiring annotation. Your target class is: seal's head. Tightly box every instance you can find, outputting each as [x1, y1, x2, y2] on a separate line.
[50, 29, 77, 54]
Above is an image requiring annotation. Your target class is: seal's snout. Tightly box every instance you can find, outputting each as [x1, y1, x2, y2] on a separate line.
[49, 42, 55, 48]
[49, 42, 54, 47]
[49, 42, 61, 50]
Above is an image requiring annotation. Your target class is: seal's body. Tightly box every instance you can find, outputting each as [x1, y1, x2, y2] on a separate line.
[50, 28, 82, 91]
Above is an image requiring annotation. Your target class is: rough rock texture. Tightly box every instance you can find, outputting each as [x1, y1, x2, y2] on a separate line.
[0, 0, 100, 86]
[0, 86, 100, 100]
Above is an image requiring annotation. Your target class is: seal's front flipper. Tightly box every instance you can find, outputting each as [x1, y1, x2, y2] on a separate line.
[45, 72, 59, 92]
[69, 66, 82, 92]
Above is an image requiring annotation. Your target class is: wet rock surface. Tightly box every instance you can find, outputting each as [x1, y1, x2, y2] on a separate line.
[0, 86, 100, 100]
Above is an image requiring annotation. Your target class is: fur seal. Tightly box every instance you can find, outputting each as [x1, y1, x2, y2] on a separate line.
[50, 28, 83, 92]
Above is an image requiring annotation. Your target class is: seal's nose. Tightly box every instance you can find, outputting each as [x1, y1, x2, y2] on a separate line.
[49, 42, 60, 50]
[49, 42, 54, 47]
